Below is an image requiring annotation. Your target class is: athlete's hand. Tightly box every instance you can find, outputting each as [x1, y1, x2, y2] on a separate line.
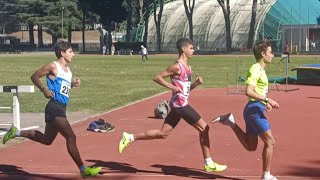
[265, 103, 272, 112]
[195, 74, 203, 85]
[42, 87, 54, 99]
[170, 85, 182, 94]
[268, 98, 279, 109]
[72, 78, 81, 87]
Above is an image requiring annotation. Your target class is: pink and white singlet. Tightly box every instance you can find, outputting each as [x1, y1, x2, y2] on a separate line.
[170, 62, 192, 108]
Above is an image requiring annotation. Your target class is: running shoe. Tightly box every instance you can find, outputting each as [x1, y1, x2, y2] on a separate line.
[204, 161, 227, 172]
[95, 119, 106, 125]
[2, 124, 17, 144]
[118, 132, 131, 153]
[105, 124, 115, 132]
[262, 175, 278, 180]
[81, 166, 101, 179]
[211, 113, 235, 127]
[100, 120, 115, 132]
[96, 124, 115, 133]
[87, 122, 99, 132]
[87, 122, 115, 133]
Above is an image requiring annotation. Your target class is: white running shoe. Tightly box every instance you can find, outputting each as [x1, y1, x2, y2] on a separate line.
[211, 113, 235, 127]
[261, 175, 278, 180]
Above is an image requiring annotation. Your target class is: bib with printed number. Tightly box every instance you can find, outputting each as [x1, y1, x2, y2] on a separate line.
[47, 61, 72, 105]
[182, 82, 191, 96]
[60, 80, 71, 97]
[170, 62, 192, 108]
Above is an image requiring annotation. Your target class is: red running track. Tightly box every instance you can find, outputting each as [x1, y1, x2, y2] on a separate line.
[0, 85, 319, 180]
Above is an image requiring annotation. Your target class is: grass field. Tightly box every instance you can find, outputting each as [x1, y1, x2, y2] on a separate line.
[0, 53, 319, 113]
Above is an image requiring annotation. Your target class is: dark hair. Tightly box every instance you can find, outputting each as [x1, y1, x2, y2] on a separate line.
[253, 39, 271, 61]
[54, 40, 72, 58]
[176, 38, 193, 55]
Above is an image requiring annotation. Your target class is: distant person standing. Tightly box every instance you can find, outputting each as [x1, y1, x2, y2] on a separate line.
[111, 44, 115, 55]
[197, 45, 200, 55]
[102, 45, 106, 55]
[141, 45, 148, 62]
[311, 42, 316, 50]
[283, 42, 290, 63]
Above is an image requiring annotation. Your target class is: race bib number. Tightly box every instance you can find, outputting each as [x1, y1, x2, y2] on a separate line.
[183, 82, 191, 96]
[60, 81, 71, 97]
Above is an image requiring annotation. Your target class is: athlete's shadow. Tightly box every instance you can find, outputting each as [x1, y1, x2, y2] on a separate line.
[0, 164, 27, 174]
[86, 160, 160, 174]
[285, 160, 320, 178]
[0, 164, 70, 180]
[87, 160, 243, 179]
[147, 116, 163, 119]
[307, 97, 320, 99]
[151, 164, 243, 179]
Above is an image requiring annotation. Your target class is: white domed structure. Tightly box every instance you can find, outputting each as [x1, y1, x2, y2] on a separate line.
[137, 0, 320, 52]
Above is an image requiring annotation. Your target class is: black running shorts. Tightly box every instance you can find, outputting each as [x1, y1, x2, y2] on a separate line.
[45, 99, 67, 123]
[164, 105, 201, 128]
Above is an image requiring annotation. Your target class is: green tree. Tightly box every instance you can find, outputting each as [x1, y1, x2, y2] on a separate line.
[122, 0, 140, 43]
[140, 0, 152, 46]
[78, 0, 99, 51]
[217, 0, 232, 52]
[247, 0, 258, 49]
[153, 0, 164, 52]
[123, 0, 133, 42]
[43, 0, 82, 44]
[83, 0, 127, 52]
[183, 0, 195, 41]
[16, 0, 43, 46]
[0, 0, 20, 34]
[15, 0, 82, 45]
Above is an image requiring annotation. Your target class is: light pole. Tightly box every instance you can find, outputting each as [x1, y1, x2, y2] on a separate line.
[62, 6, 64, 38]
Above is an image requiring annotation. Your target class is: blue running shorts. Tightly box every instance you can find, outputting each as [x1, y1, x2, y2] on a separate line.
[243, 101, 270, 135]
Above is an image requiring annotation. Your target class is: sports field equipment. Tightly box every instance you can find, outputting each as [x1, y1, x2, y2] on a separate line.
[0, 85, 38, 136]
[154, 100, 170, 119]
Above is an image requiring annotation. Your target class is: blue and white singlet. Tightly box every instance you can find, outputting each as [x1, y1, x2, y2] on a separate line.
[46, 61, 72, 105]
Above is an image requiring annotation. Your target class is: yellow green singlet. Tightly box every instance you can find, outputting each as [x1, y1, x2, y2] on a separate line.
[245, 63, 268, 104]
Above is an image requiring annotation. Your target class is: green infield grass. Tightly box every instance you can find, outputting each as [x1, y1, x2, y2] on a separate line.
[0, 53, 318, 113]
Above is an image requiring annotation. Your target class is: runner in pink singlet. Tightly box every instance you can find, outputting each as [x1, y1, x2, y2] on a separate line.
[119, 38, 227, 173]
[170, 62, 192, 108]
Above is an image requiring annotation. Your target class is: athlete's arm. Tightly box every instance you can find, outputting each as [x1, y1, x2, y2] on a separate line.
[71, 78, 81, 88]
[31, 63, 56, 98]
[265, 102, 272, 111]
[153, 63, 182, 93]
[245, 84, 279, 109]
[190, 74, 203, 91]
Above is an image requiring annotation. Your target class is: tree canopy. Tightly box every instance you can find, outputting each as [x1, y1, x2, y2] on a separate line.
[0, 0, 20, 34]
